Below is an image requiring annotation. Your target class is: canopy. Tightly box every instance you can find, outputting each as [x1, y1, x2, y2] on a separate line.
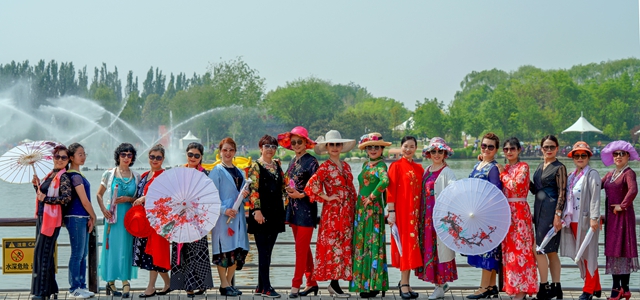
[179, 130, 201, 149]
[393, 117, 414, 131]
[561, 112, 602, 140]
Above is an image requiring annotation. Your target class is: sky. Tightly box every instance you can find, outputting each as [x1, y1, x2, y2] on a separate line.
[1, 1, 639, 110]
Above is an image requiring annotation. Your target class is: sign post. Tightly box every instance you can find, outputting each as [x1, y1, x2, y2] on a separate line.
[2, 238, 56, 274]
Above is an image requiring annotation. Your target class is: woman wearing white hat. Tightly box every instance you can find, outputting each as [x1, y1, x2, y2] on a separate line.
[305, 130, 358, 298]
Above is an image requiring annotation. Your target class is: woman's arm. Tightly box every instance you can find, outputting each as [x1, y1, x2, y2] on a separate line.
[42, 174, 72, 205]
[620, 169, 638, 210]
[555, 164, 568, 211]
[587, 170, 601, 229]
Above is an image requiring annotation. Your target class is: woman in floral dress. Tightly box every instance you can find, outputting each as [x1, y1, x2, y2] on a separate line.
[350, 132, 391, 298]
[466, 133, 502, 299]
[305, 130, 358, 298]
[498, 137, 537, 300]
[415, 137, 457, 300]
[387, 136, 423, 299]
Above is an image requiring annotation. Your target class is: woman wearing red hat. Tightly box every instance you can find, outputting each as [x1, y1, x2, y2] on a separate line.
[277, 126, 320, 298]
[132, 144, 172, 298]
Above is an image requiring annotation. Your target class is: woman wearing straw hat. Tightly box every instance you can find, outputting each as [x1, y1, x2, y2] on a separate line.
[277, 126, 320, 297]
[558, 141, 601, 300]
[415, 137, 458, 300]
[600, 140, 639, 300]
[350, 132, 391, 298]
[304, 130, 358, 298]
[387, 136, 423, 299]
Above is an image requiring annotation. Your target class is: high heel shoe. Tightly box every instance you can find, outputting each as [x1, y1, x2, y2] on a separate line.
[607, 288, 623, 300]
[466, 286, 497, 299]
[156, 288, 173, 296]
[122, 283, 131, 298]
[105, 282, 122, 297]
[621, 290, 631, 300]
[194, 289, 206, 295]
[399, 284, 412, 299]
[328, 285, 350, 298]
[551, 283, 562, 299]
[299, 286, 318, 296]
[289, 287, 300, 298]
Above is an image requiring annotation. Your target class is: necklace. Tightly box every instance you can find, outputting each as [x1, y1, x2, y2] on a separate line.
[118, 167, 133, 184]
[430, 164, 444, 172]
[221, 161, 234, 168]
[477, 161, 490, 170]
[610, 165, 629, 183]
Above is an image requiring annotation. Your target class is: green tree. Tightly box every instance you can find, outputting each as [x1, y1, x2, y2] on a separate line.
[413, 98, 447, 138]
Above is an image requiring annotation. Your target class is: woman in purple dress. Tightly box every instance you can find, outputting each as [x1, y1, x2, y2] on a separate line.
[600, 141, 639, 300]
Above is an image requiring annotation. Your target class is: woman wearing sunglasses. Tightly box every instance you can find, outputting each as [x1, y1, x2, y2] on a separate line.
[498, 137, 537, 300]
[247, 135, 287, 298]
[30, 144, 72, 300]
[209, 137, 250, 297]
[304, 130, 358, 298]
[132, 144, 172, 298]
[277, 126, 320, 298]
[97, 143, 141, 298]
[387, 136, 423, 299]
[351, 132, 391, 298]
[558, 142, 601, 300]
[530, 135, 567, 300]
[170, 142, 214, 297]
[600, 140, 639, 300]
[415, 137, 457, 300]
[466, 133, 502, 299]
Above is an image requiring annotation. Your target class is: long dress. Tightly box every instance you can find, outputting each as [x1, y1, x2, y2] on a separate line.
[500, 162, 538, 295]
[415, 166, 457, 284]
[304, 159, 357, 281]
[350, 157, 390, 293]
[466, 160, 502, 271]
[602, 167, 639, 274]
[133, 170, 170, 272]
[387, 157, 423, 271]
[100, 171, 139, 282]
[170, 167, 214, 291]
[531, 160, 567, 254]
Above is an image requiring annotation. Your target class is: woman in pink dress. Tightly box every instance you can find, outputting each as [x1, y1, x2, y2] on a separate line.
[498, 137, 538, 300]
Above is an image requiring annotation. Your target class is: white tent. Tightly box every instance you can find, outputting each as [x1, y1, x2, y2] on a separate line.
[635, 129, 640, 135]
[393, 117, 414, 131]
[561, 112, 603, 140]
[179, 131, 201, 149]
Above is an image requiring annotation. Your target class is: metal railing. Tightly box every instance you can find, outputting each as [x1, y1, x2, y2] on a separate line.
[2, 216, 640, 293]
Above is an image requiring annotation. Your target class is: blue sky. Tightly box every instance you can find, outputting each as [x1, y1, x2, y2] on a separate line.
[1, 1, 638, 109]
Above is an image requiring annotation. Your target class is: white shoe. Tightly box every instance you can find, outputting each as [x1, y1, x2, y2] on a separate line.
[442, 283, 450, 293]
[80, 289, 95, 298]
[69, 289, 91, 299]
[429, 286, 445, 300]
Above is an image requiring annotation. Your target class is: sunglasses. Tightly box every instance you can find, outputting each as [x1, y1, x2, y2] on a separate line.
[290, 139, 304, 146]
[572, 154, 589, 160]
[54, 155, 69, 160]
[149, 155, 163, 161]
[430, 149, 445, 155]
[542, 145, 557, 151]
[480, 144, 496, 151]
[119, 153, 133, 158]
[503, 146, 517, 153]
[365, 145, 382, 151]
[262, 144, 278, 150]
[187, 152, 202, 159]
[613, 151, 628, 158]
[327, 143, 343, 148]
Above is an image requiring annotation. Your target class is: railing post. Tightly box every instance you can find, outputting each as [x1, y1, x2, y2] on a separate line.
[88, 228, 99, 293]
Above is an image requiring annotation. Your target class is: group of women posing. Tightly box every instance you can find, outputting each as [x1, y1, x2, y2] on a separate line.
[29, 128, 638, 300]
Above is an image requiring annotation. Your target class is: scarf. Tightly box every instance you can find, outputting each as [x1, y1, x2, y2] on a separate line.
[563, 165, 590, 225]
[41, 169, 66, 236]
[184, 163, 205, 172]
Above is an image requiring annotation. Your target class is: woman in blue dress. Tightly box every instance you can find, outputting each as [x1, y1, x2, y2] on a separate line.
[97, 143, 140, 298]
[466, 133, 503, 299]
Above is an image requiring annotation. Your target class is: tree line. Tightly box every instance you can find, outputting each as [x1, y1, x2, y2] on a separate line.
[2, 57, 639, 149]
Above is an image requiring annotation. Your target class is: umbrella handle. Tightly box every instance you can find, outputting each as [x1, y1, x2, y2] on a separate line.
[31, 164, 40, 189]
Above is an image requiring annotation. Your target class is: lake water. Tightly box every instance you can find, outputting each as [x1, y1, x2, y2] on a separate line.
[0, 159, 638, 291]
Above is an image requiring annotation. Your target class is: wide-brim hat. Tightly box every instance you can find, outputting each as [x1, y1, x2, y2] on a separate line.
[358, 132, 392, 150]
[422, 137, 454, 158]
[278, 126, 316, 150]
[124, 205, 153, 238]
[313, 130, 356, 155]
[567, 141, 592, 158]
[601, 140, 640, 166]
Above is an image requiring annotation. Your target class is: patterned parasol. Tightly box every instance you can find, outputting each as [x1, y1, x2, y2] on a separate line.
[0, 141, 56, 184]
[433, 178, 511, 255]
[145, 167, 221, 243]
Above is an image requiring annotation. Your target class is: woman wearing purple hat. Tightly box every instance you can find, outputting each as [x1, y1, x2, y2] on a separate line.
[600, 140, 639, 300]
[277, 126, 320, 298]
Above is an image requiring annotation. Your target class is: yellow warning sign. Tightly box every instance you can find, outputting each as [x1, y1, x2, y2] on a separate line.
[2, 238, 57, 274]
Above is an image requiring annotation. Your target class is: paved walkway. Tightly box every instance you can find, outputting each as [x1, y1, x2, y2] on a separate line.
[1, 289, 639, 300]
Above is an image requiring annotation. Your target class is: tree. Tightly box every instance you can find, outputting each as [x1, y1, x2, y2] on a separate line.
[413, 98, 447, 138]
[207, 57, 266, 107]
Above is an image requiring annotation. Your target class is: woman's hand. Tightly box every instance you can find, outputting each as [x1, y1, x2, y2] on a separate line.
[286, 188, 305, 199]
[225, 209, 238, 218]
[590, 218, 599, 232]
[387, 212, 396, 225]
[326, 195, 339, 202]
[32, 175, 40, 187]
[241, 189, 249, 198]
[36, 191, 46, 201]
[88, 215, 96, 233]
[253, 210, 265, 224]
[133, 196, 145, 206]
[497, 163, 505, 174]
[553, 215, 563, 232]
[363, 194, 375, 206]
[101, 207, 112, 220]
[611, 204, 623, 214]
[114, 196, 131, 204]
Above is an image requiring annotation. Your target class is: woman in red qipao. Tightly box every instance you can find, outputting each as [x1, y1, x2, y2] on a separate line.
[387, 136, 424, 299]
[305, 130, 358, 298]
